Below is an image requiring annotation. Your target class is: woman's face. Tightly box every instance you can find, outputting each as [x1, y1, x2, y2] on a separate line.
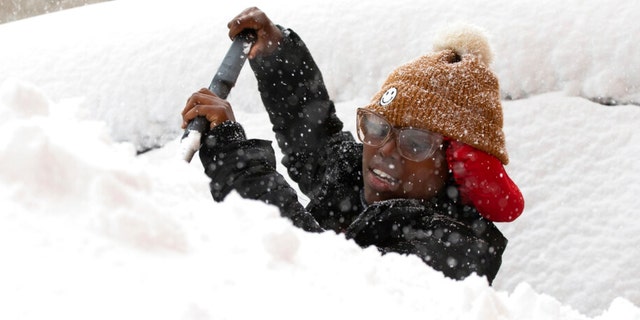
[361, 136, 449, 204]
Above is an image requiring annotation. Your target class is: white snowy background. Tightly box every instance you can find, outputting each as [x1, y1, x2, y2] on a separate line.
[1, 0, 639, 319]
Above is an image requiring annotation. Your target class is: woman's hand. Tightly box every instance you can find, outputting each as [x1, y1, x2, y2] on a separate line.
[227, 7, 283, 59]
[181, 88, 235, 130]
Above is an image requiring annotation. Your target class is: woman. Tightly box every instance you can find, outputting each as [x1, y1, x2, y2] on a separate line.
[181, 7, 524, 284]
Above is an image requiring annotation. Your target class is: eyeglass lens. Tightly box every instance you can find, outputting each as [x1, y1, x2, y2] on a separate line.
[357, 110, 442, 161]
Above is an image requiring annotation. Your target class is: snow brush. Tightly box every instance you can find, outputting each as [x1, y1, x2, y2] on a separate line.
[179, 31, 255, 162]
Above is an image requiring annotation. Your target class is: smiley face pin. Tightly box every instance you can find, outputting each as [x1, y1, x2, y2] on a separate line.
[380, 87, 397, 106]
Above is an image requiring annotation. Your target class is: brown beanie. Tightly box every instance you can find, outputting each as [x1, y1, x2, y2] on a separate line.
[364, 24, 509, 164]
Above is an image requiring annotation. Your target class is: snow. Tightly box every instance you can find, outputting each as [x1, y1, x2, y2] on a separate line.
[0, 0, 639, 319]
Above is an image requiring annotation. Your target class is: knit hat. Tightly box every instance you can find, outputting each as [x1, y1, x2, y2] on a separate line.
[364, 24, 509, 164]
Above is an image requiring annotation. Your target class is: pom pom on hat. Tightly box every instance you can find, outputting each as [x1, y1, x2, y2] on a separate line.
[432, 23, 494, 67]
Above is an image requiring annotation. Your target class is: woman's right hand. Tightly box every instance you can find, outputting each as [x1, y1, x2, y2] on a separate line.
[181, 88, 235, 130]
[227, 7, 283, 59]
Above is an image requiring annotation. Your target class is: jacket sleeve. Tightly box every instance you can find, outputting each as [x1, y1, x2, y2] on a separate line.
[345, 200, 507, 284]
[198, 121, 323, 232]
[248, 27, 346, 198]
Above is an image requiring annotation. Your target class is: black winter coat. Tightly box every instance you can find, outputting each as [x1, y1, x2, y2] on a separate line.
[199, 27, 507, 284]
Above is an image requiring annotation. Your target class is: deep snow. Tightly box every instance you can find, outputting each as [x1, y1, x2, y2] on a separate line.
[1, 0, 639, 319]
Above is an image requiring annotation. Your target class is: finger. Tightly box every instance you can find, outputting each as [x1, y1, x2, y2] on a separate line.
[181, 89, 219, 116]
[227, 9, 251, 39]
[248, 45, 262, 60]
[227, 7, 265, 39]
[227, 7, 257, 29]
[228, 19, 262, 40]
[183, 104, 232, 128]
[182, 91, 201, 116]
[182, 105, 213, 126]
[198, 87, 214, 95]
[201, 106, 222, 127]
[228, 16, 247, 39]
[182, 104, 199, 125]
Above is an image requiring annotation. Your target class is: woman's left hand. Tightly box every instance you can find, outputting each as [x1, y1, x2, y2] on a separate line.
[181, 88, 236, 130]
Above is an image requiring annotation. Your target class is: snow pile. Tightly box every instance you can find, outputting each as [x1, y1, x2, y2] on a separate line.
[1, 79, 638, 320]
[0, 79, 200, 251]
[1, 0, 638, 151]
[498, 93, 640, 315]
[1, 0, 640, 319]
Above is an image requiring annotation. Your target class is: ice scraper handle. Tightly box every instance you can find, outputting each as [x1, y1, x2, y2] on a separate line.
[180, 31, 256, 162]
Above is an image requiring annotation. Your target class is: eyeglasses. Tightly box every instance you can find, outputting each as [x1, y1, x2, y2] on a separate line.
[356, 108, 443, 162]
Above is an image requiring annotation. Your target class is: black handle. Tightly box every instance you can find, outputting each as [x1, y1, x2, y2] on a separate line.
[209, 31, 256, 98]
[180, 31, 255, 162]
